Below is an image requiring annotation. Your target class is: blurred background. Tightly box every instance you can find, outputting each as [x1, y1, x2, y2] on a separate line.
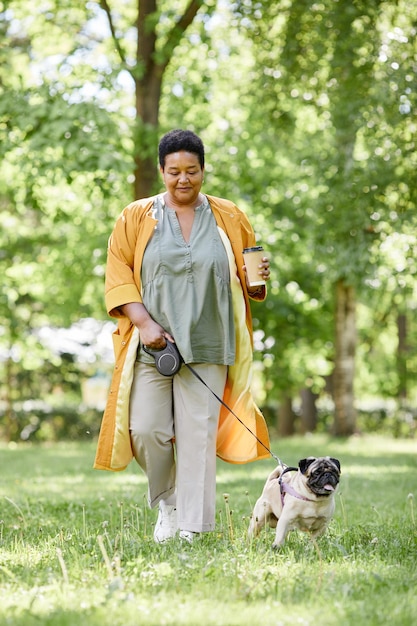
[1, 0, 416, 443]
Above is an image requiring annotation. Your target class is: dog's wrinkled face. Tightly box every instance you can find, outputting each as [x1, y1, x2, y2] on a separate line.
[299, 456, 341, 497]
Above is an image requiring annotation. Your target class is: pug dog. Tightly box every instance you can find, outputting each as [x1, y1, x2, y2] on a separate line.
[248, 457, 341, 549]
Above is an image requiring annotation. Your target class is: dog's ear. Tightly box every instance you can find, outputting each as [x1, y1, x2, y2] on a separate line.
[330, 458, 341, 473]
[298, 457, 316, 474]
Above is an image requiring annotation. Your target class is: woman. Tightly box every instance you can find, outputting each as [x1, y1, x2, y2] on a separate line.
[94, 129, 271, 543]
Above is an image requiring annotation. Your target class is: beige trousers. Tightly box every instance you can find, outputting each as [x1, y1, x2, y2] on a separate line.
[129, 361, 227, 533]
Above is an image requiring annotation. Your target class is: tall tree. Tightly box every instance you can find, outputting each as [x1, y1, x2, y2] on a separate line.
[99, 0, 210, 198]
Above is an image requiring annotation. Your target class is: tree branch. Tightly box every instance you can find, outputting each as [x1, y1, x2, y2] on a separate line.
[161, 0, 205, 70]
[99, 0, 127, 66]
[137, 0, 157, 80]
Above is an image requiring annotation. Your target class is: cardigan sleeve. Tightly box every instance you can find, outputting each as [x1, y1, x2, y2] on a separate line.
[104, 202, 145, 317]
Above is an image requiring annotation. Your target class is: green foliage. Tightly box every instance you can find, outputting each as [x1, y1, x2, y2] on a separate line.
[0, 436, 416, 625]
[161, 0, 417, 410]
[0, 0, 416, 437]
[0, 2, 133, 424]
[219, 0, 417, 406]
[0, 401, 102, 443]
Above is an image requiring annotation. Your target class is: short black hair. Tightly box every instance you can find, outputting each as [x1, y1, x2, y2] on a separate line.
[158, 129, 205, 169]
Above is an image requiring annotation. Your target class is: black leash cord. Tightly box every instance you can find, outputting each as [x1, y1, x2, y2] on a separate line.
[184, 363, 282, 465]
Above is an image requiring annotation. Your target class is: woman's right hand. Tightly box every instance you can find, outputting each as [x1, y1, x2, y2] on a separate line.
[120, 302, 174, 349]
[137, 318, 173, 350]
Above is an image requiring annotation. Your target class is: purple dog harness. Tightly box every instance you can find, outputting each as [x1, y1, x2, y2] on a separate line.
[279, 466, 315, 508]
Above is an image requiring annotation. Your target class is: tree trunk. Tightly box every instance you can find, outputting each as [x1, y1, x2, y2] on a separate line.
[133, 0, 162, 198]
[101, 0, 205, 199]
[300, 388, 318, 433]
[277, 395, 296, 437]
[3, 354, 18, 441]
[397, 313, 407, 401]
[333, 279, 356, 435]
[134, 72, 162, 199]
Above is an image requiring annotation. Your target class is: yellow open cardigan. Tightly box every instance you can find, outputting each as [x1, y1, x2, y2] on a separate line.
[94, 194, 271, 471]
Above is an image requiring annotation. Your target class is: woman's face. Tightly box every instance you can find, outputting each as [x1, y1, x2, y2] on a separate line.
[160, 151, 204, 207]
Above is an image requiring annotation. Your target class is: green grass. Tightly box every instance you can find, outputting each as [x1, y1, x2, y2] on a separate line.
[0, 435, 416, 626]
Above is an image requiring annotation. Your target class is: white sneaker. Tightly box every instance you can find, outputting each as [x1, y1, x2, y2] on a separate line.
[179, 530, 197, 544]
[153, 500, 177, 543]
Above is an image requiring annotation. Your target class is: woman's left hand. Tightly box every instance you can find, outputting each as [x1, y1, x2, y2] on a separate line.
[244, 256, 271, 289]
[259, 257, 270, 282]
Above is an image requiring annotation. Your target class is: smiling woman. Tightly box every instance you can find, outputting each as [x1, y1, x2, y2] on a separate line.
[94, 128, 272, 546]
[161, 153, 204, 212]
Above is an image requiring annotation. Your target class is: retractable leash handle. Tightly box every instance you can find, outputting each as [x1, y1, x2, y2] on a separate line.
[142, 341, 183, 376]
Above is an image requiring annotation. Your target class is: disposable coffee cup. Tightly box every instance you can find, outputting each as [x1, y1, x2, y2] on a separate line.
[243, 246, 266, 287]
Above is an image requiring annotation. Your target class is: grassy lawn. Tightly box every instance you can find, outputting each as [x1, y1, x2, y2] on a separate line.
[0, 434, 416, 626]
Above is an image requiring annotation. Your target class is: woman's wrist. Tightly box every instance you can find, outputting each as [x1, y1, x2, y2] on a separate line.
[121, 302, 150, 327]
